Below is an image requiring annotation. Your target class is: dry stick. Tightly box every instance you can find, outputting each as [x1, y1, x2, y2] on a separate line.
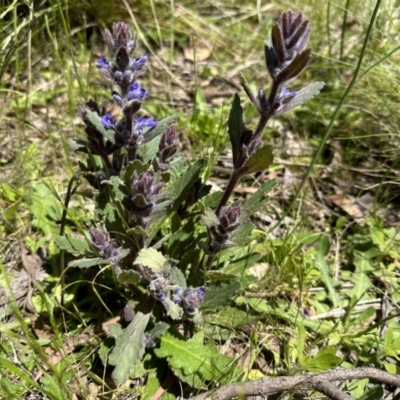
[187, 367, 400, 400]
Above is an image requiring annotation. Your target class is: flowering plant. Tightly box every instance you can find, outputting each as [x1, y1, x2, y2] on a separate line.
[59, 10, 323, 390]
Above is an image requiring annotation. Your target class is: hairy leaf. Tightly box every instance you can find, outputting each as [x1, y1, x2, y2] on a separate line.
[155, 331, 240, 387]
[117, 269, 141, 285]
[241, 179, 278, 220]
[161, 297, 183, 320]
[231, 222, 255, 246]
[238, 144, 274, 176]
[55, 234, 91, 256]
[204, 306, 256, 329]
[168, 159, 206, 210]
[68, 257, 109, 268]
[109, 312, 151, 386]
[201, 281, 241, 312]
[135, 248, 167, 273]
[275, 82, 324, 114]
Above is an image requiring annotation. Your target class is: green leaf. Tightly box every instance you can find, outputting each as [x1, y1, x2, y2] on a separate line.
[168, 159, 206, 210]
[67, 257, 109, 268]
[204, 306, 256, 328]
[134, 248, 168, 273]
[230, 223, 255, 246]
[221, 251, 261, 275]
[147, 322, 170, 344]
[200, 207, 219, 228]
[30, 181, 63, 235]
[155, 331, 240, 387]
[55, 234, 91, 256]
[105, 176, 129, 201]
[315, 235, 340, 308]
[170, 266, 187, 289]
[241, 179, 278, 220]
[303, 347, 341, 372]
[238, 296, 333, 332]
[238, 144, 274, 176]
[383, 362, 400, 375]
[201, 281, 241, 312]
[117, 269, 141, 285]
[67, 139, 88, 152]
[85, 109, 116, 143]
[199, 191, 224, 210]
[109, 312, 151, 386]
[228, 94, 245, 165]
[161, 297, 183, 320]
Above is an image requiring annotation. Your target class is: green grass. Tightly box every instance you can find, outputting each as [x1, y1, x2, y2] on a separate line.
[1, 0, 400, 399]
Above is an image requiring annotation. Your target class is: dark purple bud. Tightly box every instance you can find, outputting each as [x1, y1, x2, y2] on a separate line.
[127, 82, 148, 101]
[266, 11, 311, 82]
[116, 46, 130, 70]
[149, 273, 170, 301]
[159, 125, 178, 150]
[96, 56, 113, 69]
[113, 70, 123, 82]
[112, 91, 124, 108]
[98, 68, 113, 81]
[108, 248, 122, 264]
[131, 170, 163, 199]
[264, 45, 280, 78]
[101, 114, 118, 129]
[181, 286, 206, 314]
[123, 70, 133, 83]
[278, 11, 310, 56]
[109, 22, 137, 55]
[219, 202, 241, 232]
[89, 227, 114, 257]
[158, 125, 179, 163]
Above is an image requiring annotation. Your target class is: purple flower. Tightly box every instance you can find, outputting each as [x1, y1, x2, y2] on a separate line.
[273, 85, 297, 111]
[132, 116, 158, 137]
[197, 287, 206, 298]
[96, 56, 113, 69]
[131, 55, 148, 68]
[127, 82, 148, 101]
[101, 113, 118, 129]
[136, 116, 157, 129]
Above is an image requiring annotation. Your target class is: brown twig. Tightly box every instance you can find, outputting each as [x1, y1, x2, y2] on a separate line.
[187, 367, 400, 400]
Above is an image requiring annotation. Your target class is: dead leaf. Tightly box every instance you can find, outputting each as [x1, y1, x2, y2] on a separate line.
[183, 38, 213, 62]
[326, 194, 364, 222]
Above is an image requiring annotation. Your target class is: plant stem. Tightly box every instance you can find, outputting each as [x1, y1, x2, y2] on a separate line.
[216, 171, 239, 215]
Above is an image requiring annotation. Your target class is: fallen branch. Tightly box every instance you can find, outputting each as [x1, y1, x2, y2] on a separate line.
[188, 367, 400, 400]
